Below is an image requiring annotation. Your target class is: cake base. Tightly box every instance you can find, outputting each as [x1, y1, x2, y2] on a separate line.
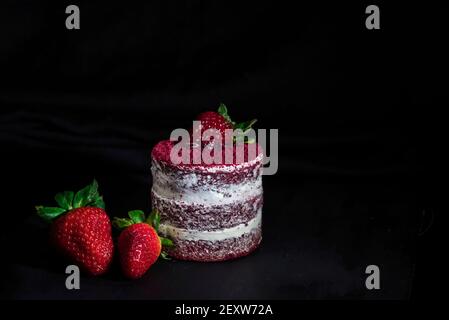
[165, 228, 262, 262]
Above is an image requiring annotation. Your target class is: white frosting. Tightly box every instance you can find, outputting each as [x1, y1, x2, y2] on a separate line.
[152, 161, 263, 205]
[193, 152, 264, 173]
[159, 209, 262, 241]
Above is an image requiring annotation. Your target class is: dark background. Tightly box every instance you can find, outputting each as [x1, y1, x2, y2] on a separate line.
[0, 1, 446, 299]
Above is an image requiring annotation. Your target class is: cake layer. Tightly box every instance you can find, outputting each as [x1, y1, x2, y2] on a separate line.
[152, 160, 262, 205]
[152, 157, 263, 186]
[158, 209, 261, 241]
[151, 192, 263, 231]
[152, 191, 263, 231]
[151, 140, 264, 185]
[163, 224, 262, 262]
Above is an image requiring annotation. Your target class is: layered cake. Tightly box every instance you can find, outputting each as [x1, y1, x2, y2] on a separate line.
[151, 139, 263, 262]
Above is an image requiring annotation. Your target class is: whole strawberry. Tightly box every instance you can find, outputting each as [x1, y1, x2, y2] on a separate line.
[36, 180, 113, 276]
[113, 210, 173, 279]
[191, 103, 257, 146]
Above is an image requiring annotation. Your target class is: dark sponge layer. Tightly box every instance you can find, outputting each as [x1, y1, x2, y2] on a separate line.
[166, 227, 262, 262]
[152, 190, 263, 231]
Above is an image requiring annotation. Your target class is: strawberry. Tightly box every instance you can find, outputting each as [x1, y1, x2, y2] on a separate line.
[192, 111, 232, 146]
[191, 103, 257, 146]
[113, 209, 173, 279]
[36, 180, 114, 276]
[197, 111, 233, 137]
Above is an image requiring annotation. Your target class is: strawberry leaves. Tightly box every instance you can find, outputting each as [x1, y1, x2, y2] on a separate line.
[36, 179, 105, 221]
[36, 206, 67, 221]
[234, 118, 258, 133]
[160, 251, 171, 260]
[160, 237, 173, 247]
[128, 210, 145, 224]
[73, 179, 101, 208]
[218, 103, 233, 125]
[113, 209, 150, 229]
[55, 191, 74, 210]
[217, 103, 257, 141]
[112, 217, 134, 229]
[91, 196, 105, 210]
[159, 238, 173, 261]
[113, 209, 162, 232]
[147, 209, 160, 231]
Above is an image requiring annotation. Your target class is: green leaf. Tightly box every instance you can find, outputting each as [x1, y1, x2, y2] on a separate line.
[160, 237, 174, 247]
[86, 179, 99, 203]
[92, 195, 105, 209]
[233, 118, 258, 145]
[73, 185, 90, 208]
[160, 251, 171, 260]
[217, 103, 228, 116]
[128, 210, 145, 224]
[55, 191, 74, 210]
[147, 209, 160, 232]
[73, 179, 100, 208]
[217, 103, 234, 125]
[234, 119, 257, 133]
[36, 206, 67, 221]
[112, 217, 133, 230]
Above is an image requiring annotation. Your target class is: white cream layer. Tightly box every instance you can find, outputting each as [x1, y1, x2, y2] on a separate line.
[158, 210, 262, 242]
[151, 161, 262, 205]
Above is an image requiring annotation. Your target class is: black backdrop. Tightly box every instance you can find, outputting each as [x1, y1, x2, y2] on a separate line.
[0, 1, 446, 299]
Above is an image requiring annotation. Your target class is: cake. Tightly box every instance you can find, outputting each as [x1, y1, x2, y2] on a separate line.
[151, 139, 263, 262]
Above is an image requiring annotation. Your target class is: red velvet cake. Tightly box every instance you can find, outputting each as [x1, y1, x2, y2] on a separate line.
[151, 140, 263, 261]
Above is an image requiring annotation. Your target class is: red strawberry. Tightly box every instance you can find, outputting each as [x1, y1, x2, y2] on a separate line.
[192, 111, 232, 146]
[36, 180, 114, 276]
[113, 209, 173, 279]
[191, 103, 257, 147]
[197, 111, 233, 134]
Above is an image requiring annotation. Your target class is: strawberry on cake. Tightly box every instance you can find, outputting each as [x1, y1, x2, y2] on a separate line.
[151, 104, 263, 261]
